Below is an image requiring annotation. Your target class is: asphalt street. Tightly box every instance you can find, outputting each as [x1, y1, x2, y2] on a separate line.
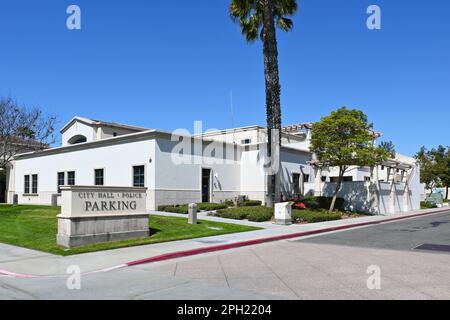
[1, 210, 450, 300]
[297, 210, 450, 253]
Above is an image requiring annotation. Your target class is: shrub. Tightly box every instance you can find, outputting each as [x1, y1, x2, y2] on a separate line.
[292, 209, 342, 223]
[197, 203, 228, 211]
[421, 201, 438, 209]
[159, 202, 228, 214]
[223, 200, 235, 207]
[302, 196, 345, 211]
[161, 205, 189, 214]
[213, 206, 273, 222]
[239, 200, 263, 207]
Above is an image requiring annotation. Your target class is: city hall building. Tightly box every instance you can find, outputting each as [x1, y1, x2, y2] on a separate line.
[5, 116, 422, 214]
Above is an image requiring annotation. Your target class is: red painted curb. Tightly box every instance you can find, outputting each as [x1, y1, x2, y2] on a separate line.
[127, 209, 448, 267]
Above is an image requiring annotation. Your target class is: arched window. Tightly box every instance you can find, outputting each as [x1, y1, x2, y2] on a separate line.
[68, 135, 87, 145]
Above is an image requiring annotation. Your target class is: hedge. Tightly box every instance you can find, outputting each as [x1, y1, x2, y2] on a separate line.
[302, 196, 345, 211]
[158, 202, 228, 214]
[214, 206, 273, 222]
[292, 209, 342, 223]
[238, 200, 263, 207]
[421, 201, 438, 209]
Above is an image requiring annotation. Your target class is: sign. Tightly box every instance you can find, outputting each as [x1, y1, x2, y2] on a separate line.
[57, 186, 149, 248]
[59, 186, 147, 217]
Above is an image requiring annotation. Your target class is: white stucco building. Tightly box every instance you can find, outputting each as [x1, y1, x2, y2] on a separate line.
[5, 116, 421, 215]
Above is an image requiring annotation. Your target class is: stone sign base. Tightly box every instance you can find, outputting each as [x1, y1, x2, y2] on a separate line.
[57, 213, 149, 248]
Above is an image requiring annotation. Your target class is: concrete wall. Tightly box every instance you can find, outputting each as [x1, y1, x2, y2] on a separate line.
[321, 180, 420, 215]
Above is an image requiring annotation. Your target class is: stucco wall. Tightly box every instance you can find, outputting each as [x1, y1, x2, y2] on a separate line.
[12, 139, 156, 209]
[62, 121, 96, 146]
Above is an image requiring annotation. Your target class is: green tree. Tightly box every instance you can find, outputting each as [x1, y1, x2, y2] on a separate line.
[429, 145, 450, 199]
[230, 0, 298, 205]
[310, 107, 390, 212]
[379, 140, 396, 158]
[415, 146, 439, 197]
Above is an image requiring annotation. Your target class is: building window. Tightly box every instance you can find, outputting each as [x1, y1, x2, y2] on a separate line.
[303, 174, 310, 183]
[292, 173, 300, 195]
[241, 139, 252, 145]
[133, 166, 145, 187]
[24, 175, 30, 194]
[95, 169, 104, 186]
[57, 172, 65, 194]
[67, 171, 76, 186]
[364, 176, 371, 182]
[321, 176, 327, 182]
[31, 175, 38, 194]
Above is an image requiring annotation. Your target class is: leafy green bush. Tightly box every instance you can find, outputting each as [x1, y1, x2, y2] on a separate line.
[421, 201, 438, 209]
[223, 200, 235, 207]
[302, 196, 345, 211]
[159, 202, 228, 214]
[238, 200, 263, 207]
[161, 205, 189, 214]
[292, 209, 342, 223]
[197, 203, 228, 211]
[213, 206, 273, 222]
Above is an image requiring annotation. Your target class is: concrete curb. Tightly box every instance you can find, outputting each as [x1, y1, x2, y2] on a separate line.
[126, 208, 448, 267]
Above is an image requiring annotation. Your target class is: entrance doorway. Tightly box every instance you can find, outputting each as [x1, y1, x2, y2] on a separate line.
[202, 169, 211, 203]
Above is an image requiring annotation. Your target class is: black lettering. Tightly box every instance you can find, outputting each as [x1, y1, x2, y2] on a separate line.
[109, 201, 117, 211]
[85, 201, 92, 211]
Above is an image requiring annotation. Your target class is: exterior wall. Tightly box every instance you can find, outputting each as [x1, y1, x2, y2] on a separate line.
[62, 121, 96, 146]
[99, 126, 141, 140]
[201, 127, 262, 145]
[321, 180, 420, 215]
[153, 138, 242, 208]
[280, 148, 313, 199]
[11, 139, 156, 209]
[240, 149, 266, 204]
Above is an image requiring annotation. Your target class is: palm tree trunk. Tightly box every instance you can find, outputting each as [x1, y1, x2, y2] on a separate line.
[262, 0, 282, 205]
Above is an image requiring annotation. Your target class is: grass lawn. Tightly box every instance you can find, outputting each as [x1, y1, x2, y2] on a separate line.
[0, 205, 260, 256]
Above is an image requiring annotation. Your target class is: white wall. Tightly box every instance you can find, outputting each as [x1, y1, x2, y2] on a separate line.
[12, 139, 156, 208]
[62, 121, 96, 146]
[154, 138, 243, 207]
[280, 149, 313, 199]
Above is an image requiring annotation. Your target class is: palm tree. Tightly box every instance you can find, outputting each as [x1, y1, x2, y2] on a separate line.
[230, 0, 298, 206]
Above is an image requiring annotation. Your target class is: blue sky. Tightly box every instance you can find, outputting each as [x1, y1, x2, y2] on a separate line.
[0, 0, 449, 155]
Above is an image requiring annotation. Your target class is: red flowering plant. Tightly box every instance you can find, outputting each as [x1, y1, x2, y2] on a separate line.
[293, 202, 306, 210]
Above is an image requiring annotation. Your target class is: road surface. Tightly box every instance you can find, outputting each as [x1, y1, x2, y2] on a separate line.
[1, 210, 450, 300]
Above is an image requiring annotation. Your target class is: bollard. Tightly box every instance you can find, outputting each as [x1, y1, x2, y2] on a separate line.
[51, 194, 59, 207]
[188, 203, 198, 225]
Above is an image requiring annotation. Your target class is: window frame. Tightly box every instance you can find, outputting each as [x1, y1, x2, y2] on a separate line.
[94, 168, 105, 186]
[31, 174, 38, 194]
[57, 172, 65, 194]
[67, 171, 76, 186]
[132, 165, 145, 187]
[24, 175, 30, 194]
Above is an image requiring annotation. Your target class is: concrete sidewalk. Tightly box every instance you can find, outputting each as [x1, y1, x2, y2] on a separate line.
[0, 207, 447, 277]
